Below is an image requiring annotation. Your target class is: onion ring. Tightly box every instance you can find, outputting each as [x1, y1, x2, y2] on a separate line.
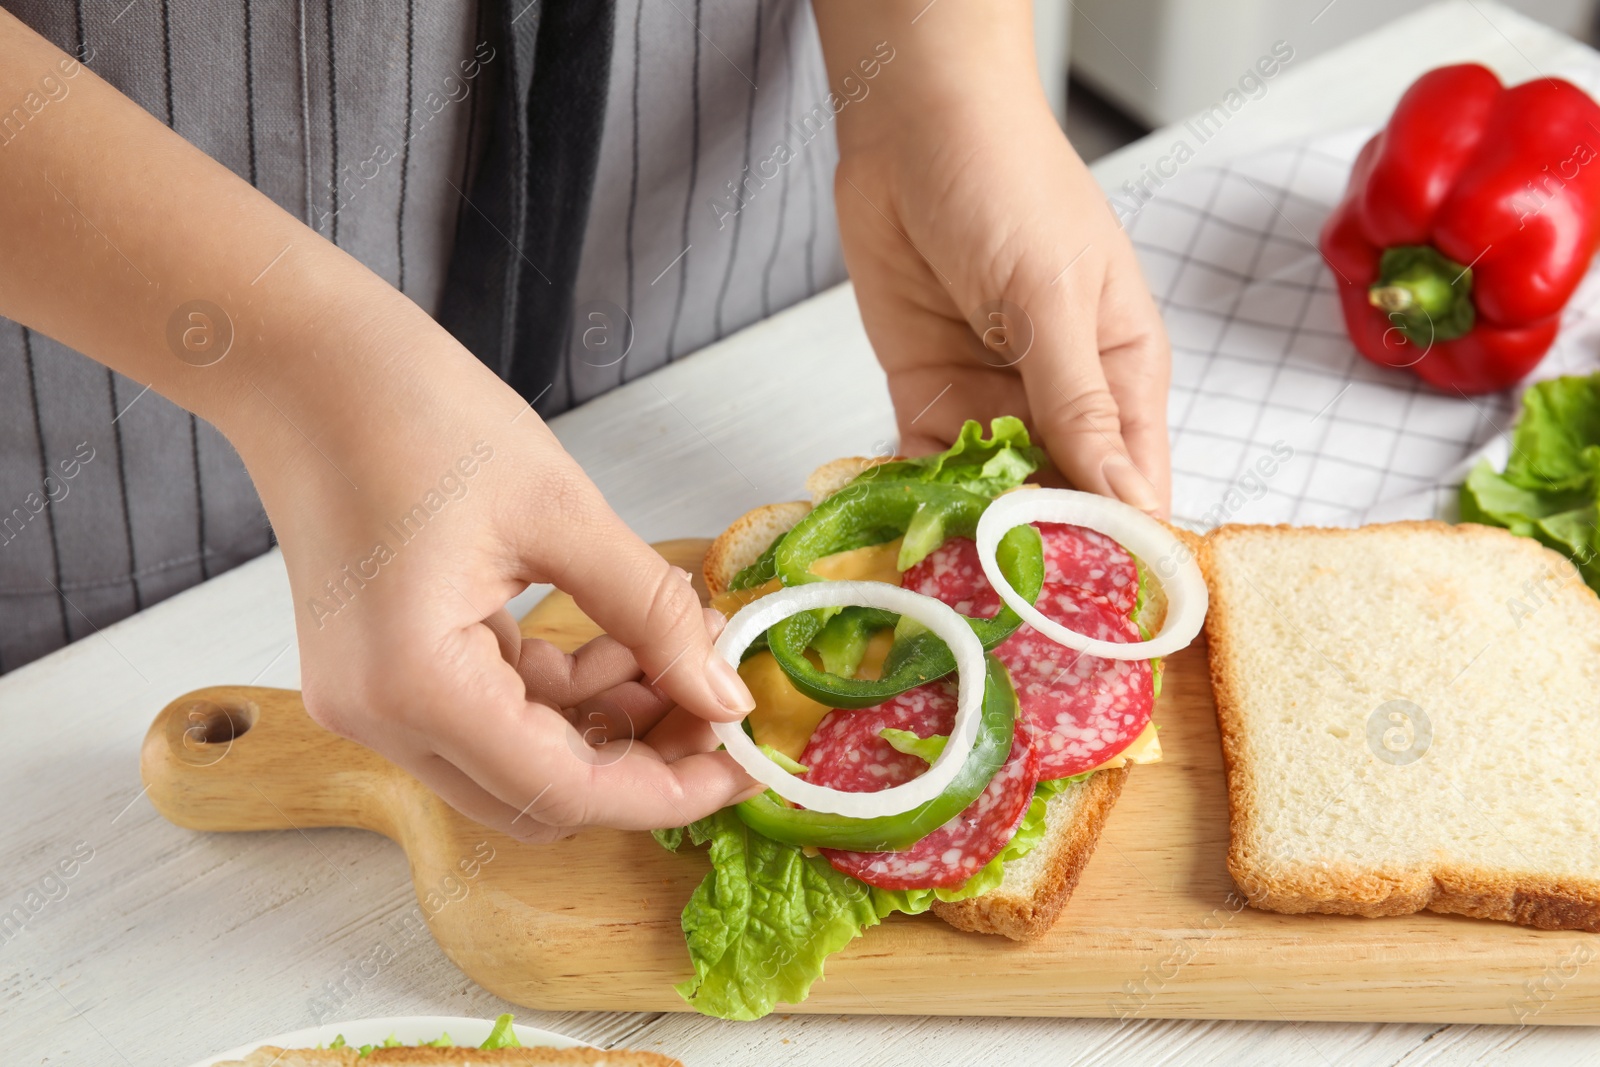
[711, 581, 986, 818]
[974, 488, 1207, 660]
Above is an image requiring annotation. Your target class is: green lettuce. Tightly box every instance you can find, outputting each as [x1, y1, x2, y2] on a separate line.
[479, 1013, 521, 1049]
[758, 745, 808, 774]
[1458, 374, 1600, 590]
[879, 727, 948, 763]
[1128, 554, 1164, 699]
[728, 417, 1044, 590]
[323, 1013, 519, 1055]
[656, 767, 1096, 1020]
[859, 416, 1045, 497]
[657, 810, 886, 1020]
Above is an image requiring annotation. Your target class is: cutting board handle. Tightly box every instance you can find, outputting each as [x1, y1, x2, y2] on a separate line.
[141, 686, 399, 838]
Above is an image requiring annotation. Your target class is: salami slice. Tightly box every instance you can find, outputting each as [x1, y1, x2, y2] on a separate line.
[799, 682, 957, 794]
[819, 724, 1040, 890]
[902, 524, 1138, 618]
[900, 535, 1002, 619]
[1036, 521, 1138, 614]
[998, 593, 1153, 779]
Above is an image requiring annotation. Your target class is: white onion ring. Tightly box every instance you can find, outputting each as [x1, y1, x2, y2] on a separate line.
[974, 488, 1207, 660]
[711, 581, 986, 818]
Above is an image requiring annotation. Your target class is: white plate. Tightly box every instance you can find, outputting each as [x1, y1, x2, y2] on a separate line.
[188, 1015, 589, 1065]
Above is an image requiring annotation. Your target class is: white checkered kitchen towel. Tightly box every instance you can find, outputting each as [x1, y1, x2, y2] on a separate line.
[1129, 117, 1600, 533]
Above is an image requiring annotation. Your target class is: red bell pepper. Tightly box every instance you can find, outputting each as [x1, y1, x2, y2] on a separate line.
[1320, 64, 1600, 394]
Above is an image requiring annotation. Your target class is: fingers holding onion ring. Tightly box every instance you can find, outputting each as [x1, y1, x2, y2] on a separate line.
[711, 581, 987, 818]
[974, 489, 1207, 660]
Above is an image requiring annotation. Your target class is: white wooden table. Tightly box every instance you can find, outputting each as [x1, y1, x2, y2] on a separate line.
[5, 2, 1598, 1063]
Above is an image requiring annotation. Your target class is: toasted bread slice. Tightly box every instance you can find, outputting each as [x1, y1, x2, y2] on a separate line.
[931, 766, 1130, 939]
[702, 500, 811, 598]
[703, 457, 1155, 941]
[1201, 521, 1600, 931]
[804, 454, 897, 502]
[219, 1047, 681, 1065]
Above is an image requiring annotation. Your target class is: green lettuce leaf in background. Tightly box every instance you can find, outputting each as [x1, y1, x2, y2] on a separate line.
[1458, 374, 1600, 591]
[1502, 373, 1600, 490]
[857, 416, 1045, 498]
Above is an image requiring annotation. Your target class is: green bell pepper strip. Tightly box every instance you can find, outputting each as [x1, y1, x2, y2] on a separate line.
[732, 655, 1018, 851]
[808, 606, 899, 677]
[763, 479, 1044, 708]
[773, 479, 1000, 582]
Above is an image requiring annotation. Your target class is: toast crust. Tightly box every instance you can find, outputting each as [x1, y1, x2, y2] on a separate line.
[1201, 519, 1600, 932]
[702, 500, 811, 597]
[804, 454, 896, 502]
[930, 767, 1131, 941]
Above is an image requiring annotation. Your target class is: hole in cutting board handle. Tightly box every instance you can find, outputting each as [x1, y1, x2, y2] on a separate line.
[168, 698, 258, 767]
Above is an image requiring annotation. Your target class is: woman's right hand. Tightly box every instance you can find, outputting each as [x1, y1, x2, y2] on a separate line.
[0, 10, 757, 841]
[242, 329, 762, 842]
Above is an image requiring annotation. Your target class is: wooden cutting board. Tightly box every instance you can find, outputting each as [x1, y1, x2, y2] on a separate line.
[141, 539, 1600, 1024]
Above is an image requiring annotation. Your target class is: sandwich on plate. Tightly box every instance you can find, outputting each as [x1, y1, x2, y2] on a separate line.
[215, 1015, 681, 1065]
[653, 418, 1208, 1019]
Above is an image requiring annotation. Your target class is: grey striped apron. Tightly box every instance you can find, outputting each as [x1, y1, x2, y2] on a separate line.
[0, 0, 845, 672]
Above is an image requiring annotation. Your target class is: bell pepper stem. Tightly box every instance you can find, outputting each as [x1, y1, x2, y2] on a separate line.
[1370, 245, 1476, 344]
[1368, 285, 1414, 313]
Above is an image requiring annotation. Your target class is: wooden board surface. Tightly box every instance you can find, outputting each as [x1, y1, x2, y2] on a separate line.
[141, 539, 1600, 1024]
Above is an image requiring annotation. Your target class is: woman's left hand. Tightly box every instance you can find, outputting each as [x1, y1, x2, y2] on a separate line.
[816, 1, 1171, 515]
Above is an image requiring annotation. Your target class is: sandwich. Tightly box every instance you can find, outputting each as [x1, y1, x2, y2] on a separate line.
[1201, 520, 1600, 930]
[215, 1015, 681, 1065]
[652, 418, 1207, 1019]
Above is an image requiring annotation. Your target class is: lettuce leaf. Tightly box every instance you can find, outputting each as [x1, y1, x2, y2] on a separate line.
[858, 416, 1045, 498]
[1458, 374, 1600, 592]
[322, 1015, 519, 1056]
[655, 768, 1099, 1020]
[758, 745, 808, 774]
[1504, 374, 1600, 490]
[657, 810, 885, 1020]
[1128, 553, 1164, 699]
[879, 727, 948, 763]
[728, 418, 1042, 592]
[480, 1014, 521, 1049]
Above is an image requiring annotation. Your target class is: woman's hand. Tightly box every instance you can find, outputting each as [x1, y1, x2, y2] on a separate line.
[0, 11, 756, 841]
[814, 1, 1171, 515]
[240, 330, 763, 843]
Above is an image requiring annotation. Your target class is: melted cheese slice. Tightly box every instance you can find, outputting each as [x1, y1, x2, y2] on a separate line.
[739, 630, 895, 762]
[715, 533, 1164, 773]
[710, 540, 904, 616]
[1081, 721, 1162, 772]
[721, 541, 902, 762]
